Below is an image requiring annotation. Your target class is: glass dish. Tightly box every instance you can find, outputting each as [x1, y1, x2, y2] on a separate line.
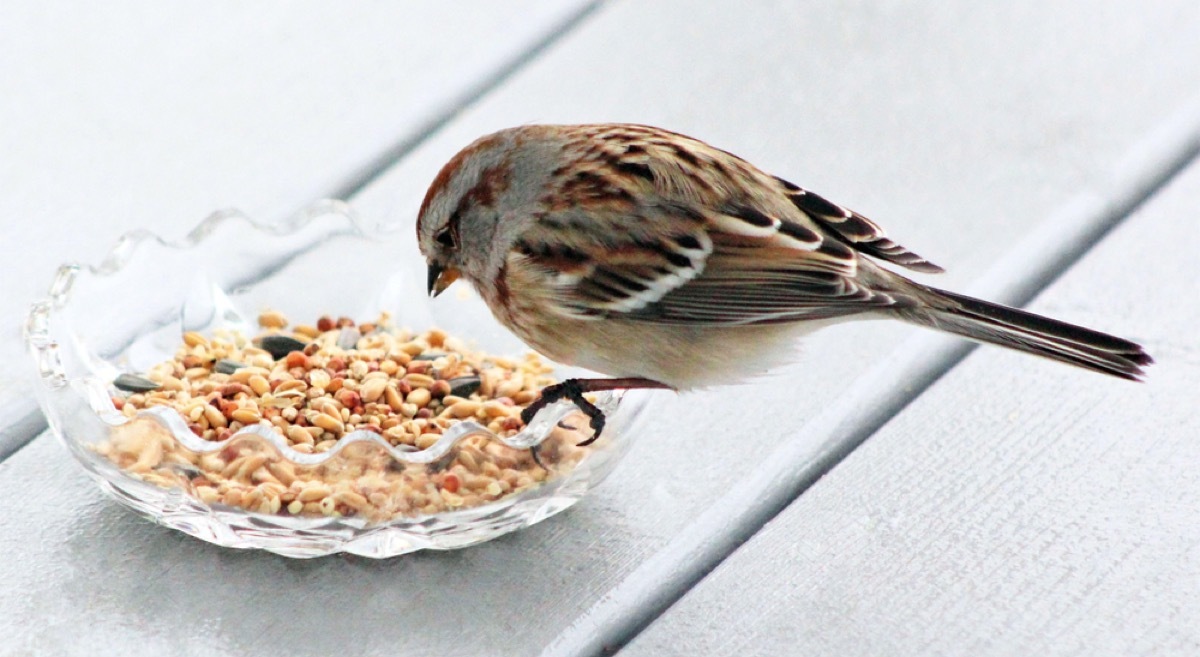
[24, 201, 652, 558]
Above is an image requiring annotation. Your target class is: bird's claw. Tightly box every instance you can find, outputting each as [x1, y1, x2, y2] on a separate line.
[520, 379, 607, 451]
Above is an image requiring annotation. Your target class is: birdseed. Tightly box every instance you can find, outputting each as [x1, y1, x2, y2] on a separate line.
[96, 311, 592, 523]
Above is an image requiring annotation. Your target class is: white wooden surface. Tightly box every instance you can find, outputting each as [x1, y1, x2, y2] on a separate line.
[3, 1, 1200, 656]
[624, 157, 1200, 657]
[0, 0, 597, 457]
[352, 2, 1200, 652]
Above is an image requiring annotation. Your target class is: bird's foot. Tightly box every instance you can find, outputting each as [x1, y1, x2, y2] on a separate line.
[520, 379, 606, 446]
[519, 377, 672, 450]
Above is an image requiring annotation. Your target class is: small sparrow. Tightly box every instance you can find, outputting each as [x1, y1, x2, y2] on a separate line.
[417, 124, 1151, 443]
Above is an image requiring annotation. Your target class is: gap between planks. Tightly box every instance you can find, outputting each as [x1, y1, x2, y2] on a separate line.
[542, 92, 1200, 657]
[0, 0, 606, 466]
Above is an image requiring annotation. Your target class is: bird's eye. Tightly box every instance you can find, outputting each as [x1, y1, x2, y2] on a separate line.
[435, 225, 457, 249]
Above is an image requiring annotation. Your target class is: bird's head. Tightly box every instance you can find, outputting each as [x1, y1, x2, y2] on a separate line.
[417, 128, 545, 297]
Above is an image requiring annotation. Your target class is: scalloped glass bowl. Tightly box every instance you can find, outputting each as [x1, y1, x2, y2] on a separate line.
[24, 202, 652, 558]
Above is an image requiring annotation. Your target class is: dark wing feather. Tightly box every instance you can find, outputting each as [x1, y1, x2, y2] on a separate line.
[775, 176, 944, 274]
[626, 231, 911, 326]
[513, 207, 714, 319]
[520, 201, 915, 326]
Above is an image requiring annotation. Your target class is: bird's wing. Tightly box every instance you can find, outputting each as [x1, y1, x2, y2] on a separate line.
[628, 204, 915, 325]
[510, 124, 940, 325]
[512, 202, 916, 326]
[510, 203, 713, 319]
[773, 176, 944, 274]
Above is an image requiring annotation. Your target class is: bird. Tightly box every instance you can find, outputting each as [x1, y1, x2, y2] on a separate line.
[416, 123, 1152, 443]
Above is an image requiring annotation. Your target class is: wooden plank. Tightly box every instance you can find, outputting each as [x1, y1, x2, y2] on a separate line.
[5, 1, 1200, 655]
[0, 0, 599, 458]
[624, 162, 1200, 656]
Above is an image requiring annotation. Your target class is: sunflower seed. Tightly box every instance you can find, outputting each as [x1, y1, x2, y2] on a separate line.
[113, 373, 161, 393]
[259, 335, 307, 360]
[214, 359, 246, 375]
[448, 376, 482, 398]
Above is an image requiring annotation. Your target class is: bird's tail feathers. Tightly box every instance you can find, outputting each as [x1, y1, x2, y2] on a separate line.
[904, 287, 1152, 381]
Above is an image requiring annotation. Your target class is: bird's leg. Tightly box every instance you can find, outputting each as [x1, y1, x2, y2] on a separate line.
[521, 377, 672, 448]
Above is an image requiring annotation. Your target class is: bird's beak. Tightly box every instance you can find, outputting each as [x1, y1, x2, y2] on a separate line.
[427, 263, 460, 297]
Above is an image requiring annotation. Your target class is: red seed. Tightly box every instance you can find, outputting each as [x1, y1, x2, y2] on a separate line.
[430, 380, 451, 398]
[317, 316, 335, 332]
[327, 357, 346, 372]
[500, 417, 523, 432]
[285, 352, 308, 369]
[111, 397, 125, 410]
[335, 389, 361, 409]
[442, 473, 461, 493]
[219, 383, 250, 398]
